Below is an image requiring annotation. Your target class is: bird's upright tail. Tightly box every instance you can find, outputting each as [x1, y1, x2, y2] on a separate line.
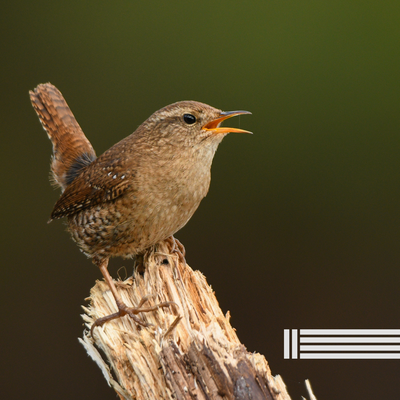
[30, 83, 96, 191]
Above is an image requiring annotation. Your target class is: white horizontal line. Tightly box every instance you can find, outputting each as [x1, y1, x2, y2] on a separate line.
[300, 345, 400, 351]
[300, 337, 400, 343]
[300, 353, 400, 359]
[300, 329, 400, 335]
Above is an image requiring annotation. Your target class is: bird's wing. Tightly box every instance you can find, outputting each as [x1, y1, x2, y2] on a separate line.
[50, 158, 133, 220]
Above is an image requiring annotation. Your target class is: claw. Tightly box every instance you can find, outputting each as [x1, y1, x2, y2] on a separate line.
[169, 236, 187, 266]
[91, 257, 177, 338]
[90, 297, 177, 337]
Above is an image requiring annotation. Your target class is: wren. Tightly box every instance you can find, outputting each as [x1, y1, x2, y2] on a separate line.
[30, 83, 251, 334]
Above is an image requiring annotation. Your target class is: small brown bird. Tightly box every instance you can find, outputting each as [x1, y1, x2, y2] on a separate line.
[30, 83, 251, 333]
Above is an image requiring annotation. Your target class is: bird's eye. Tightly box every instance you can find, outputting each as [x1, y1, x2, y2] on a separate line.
[183, 114, 196, 125]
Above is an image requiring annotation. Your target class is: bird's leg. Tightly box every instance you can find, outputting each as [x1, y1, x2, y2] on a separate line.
[173, 237, 186, 257]
[166, 236, 187, 282]
[170, 236, 187, 266]
[90, 257, 175, 337]
[133, 253, 145, 275]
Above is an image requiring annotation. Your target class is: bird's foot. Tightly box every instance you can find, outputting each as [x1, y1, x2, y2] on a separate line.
[90, 294, 176, 337]
[169, 236, 186, 265]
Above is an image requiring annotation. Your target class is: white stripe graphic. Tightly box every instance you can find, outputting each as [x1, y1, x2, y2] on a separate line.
[300, 337, 400, 343]
[284, 329, 400, 359]
[300, 345, 400, 351]
[300, 353, 400, 359]
[284, 329, 290, 359]
[292, 329, 298, 359]
[300, 329, 400, 335]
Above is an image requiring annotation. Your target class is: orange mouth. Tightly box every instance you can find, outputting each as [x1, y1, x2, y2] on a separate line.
[202, 110, 252, 134]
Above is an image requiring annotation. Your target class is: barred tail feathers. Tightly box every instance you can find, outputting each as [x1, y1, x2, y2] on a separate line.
[30, 83, 96, 191]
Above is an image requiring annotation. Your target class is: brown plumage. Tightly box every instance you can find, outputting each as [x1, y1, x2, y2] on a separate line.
[30, 82, 251, 334]
[30, 84, 96, 191]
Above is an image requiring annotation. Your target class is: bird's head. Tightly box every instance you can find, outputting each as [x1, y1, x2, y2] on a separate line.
[142, 101, 251, 148]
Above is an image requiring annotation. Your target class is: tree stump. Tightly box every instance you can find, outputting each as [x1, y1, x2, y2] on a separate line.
[80, 239, 300, 400]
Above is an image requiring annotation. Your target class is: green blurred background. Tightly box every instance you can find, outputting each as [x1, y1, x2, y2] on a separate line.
[1, 1, 400, 399]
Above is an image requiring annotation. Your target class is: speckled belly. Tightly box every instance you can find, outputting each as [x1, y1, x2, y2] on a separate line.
[67, 188, 204, 259]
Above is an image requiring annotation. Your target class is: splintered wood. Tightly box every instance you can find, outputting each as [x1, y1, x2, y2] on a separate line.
[80, 240, 293, 400]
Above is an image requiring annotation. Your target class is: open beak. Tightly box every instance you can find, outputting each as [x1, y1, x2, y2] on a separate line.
[202, 110, 252, 134]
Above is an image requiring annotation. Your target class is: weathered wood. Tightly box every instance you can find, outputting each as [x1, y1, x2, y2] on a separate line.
[80, 239, 298, 400]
